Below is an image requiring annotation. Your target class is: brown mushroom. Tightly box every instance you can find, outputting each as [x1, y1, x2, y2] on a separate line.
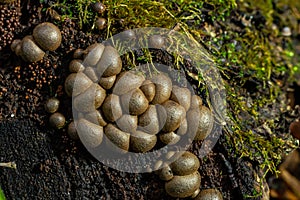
[99, 75, 116, 90]
[83, 43, 105, 67]
[161, 100, 186, 132]
[96, 45, 122, 77]
[104, 123, 130, 152]
[138, 105, 160, 135]
[121, 88, 149, 116]
[113, 71, 145, 95]
[130, 130, 157, 153]
[32, 22, 62, 51]
[101, 94, 123, 122]
[64, 72, 93, 97]
[140, 80, 156, 102]
[19, 36, 45, 62]
[170, 151, 200, 176]
[76, 118, 103, 148]
[116, 114, 138, 133]
[151, 73, 172, 104]
[165, 171, 201, 198]
[187, 105, 214, 141]
[74, 83, 106, 113]
[170, 85, 191, 111]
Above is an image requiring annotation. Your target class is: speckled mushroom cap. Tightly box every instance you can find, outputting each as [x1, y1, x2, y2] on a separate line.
[33, 22, 62, 51]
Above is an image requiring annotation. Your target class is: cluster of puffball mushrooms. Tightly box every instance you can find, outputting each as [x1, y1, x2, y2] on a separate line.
[11, 20, 223, 199]
[11, 22, 62, 62]
[61, 41, 221, 199]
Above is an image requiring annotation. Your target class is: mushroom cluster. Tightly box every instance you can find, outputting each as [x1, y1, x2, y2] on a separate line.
[157, 151, 201, 198]
[11, 22, 61, 62]
[64, 43, 214, 154]
[45, 97, 65, 129]
[61, 42, 218, 198]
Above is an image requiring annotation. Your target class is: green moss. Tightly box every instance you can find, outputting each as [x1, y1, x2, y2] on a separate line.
[0, 187, 5, 200]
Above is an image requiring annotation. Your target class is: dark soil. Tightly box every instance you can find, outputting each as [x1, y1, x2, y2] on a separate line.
[0, 0, 298, 200]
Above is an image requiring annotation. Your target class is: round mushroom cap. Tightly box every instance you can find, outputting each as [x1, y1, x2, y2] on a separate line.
[20, 36, 45, 62]
[195, 189, 223, 200]
[165, 171, 201, 198]
[33, 22, 62, 51]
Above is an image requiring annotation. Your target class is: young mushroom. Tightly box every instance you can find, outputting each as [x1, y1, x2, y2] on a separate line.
[76, 118, 103, 148]
[138, 105, 160, 135]
[161, 100, 186, 132]
[96, 45, 122, 77]
[165, 171, 201, 198]
[121, 88, 149, 115]
[18, 36, 45, 62]
[45, 97, 60, 113]
[130, 130, 157, 153]
[101, 94, 123, 122]
[195, 189, 223, 200]
[187, 105, 214, 141]
[49, 112, 65, 129]
[32, 22, 62, 51]
[151, 73, 172, 104]
[169, 151, 200, 176]
[104, 123, 130, 153]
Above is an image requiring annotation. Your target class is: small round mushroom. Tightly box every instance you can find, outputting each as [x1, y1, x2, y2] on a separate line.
[73, 48, 85, 59]
[159, 132, 180, 145]
[83, 43, 105, 67]
[165, 171, 201, 198]
[195, 189, 223, 200]
[49, 112, 65, 129]
[187, 105, 214, 141]
[120, 29, 136, 40]
[116, 114, 138, 133]
[101, 94, 123, 122]
[10, 39, 21, 52]
[69, 59, 85, 73]
[73, 83, 106, 113]
[64, 72, 93, 97]
[140, 80, 156, 102]
[170, 151, 200, 176]
[45, 97, 60, 113]
[19, 36, 45, 62]
[138, 105, 160, 135]
[32, 22, 62, 51]
[170, 85, 191, 111]
[96, 45, 122, 77]
[158, 164, 173, 181]
[76, 118, 103, 148]
[104, 123, 130, 152]
[92, 2, 106, 14]
[95, 17, 107, 30]
[130, 130, 157, 153]
[161, 100, 186, 132]
[113, 71, 145, 95]
[99, 75, 116, 90]
[149, 34, 165, 49]
[151, 73, 172, 104]
[121, 88, 149, 116]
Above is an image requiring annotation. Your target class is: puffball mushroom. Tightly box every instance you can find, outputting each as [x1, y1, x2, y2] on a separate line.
[32, 22, 62, 51]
